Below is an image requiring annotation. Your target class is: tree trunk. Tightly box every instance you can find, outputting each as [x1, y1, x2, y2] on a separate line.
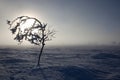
[37, 28, 45, 67]
[37, 43, 45, 66]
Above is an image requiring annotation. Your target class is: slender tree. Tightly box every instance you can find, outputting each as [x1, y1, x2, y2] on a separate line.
[7, 16, 55, 66]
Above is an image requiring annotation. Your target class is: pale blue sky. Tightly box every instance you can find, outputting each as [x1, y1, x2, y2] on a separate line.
[0, 0, 120, 46]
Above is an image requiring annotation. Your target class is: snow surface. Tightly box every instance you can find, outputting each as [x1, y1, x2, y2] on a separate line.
[0, 46, 120, 80]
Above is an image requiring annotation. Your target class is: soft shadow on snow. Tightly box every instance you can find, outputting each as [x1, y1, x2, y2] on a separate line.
[9, 66, 97, 80]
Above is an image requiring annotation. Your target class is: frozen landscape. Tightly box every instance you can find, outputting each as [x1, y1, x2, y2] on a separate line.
[0, 46, 120, 80]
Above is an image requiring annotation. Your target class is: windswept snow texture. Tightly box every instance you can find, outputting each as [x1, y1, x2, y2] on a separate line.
[0, 46, 120, 80]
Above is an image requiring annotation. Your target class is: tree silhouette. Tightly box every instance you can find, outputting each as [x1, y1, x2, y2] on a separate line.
[7, 16, 55, 66]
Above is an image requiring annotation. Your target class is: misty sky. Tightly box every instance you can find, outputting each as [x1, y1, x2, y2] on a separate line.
[0, 0, 120, 46]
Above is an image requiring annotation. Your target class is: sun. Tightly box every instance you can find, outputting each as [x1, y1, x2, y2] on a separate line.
[20, 18, 35, 33]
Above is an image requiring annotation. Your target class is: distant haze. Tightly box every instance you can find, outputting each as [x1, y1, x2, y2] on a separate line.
[0, 0, 120, 46]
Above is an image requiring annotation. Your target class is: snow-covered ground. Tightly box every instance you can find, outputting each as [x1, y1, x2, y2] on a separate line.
[0, 46, 120, 80]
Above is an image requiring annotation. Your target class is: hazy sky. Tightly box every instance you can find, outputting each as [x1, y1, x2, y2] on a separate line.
[0, 0, 120, 46]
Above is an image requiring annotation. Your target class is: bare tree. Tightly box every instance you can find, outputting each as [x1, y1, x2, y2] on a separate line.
[7, 16, 55, 66]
